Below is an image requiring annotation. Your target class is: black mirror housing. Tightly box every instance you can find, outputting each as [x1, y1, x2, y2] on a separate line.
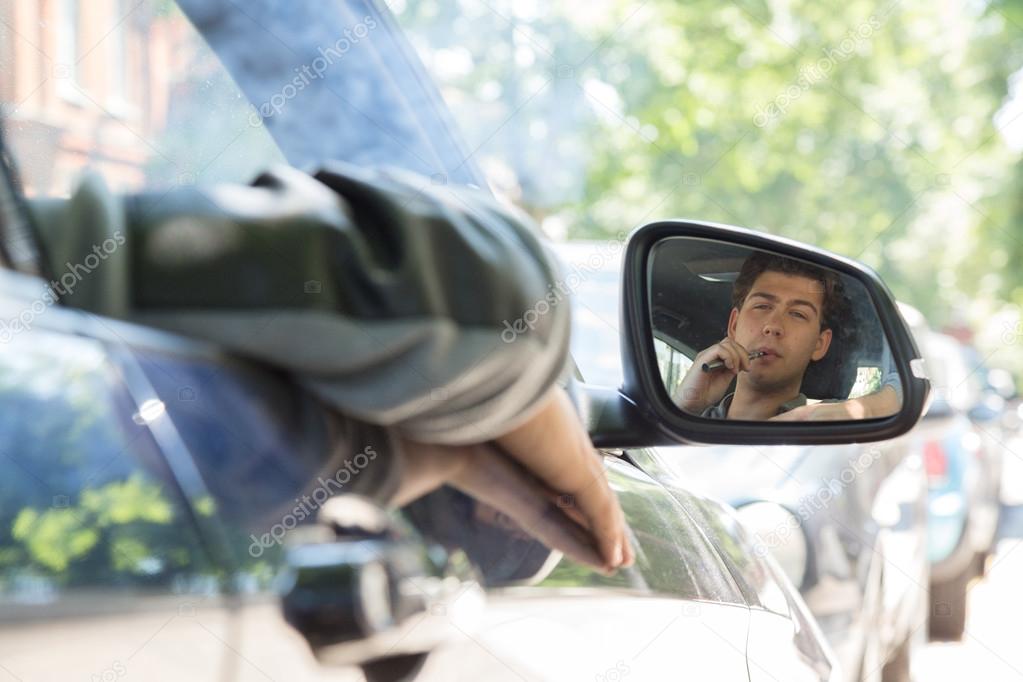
[605, 219, 930, 447]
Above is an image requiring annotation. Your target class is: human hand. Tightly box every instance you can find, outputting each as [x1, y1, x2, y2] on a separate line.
[494, 387, 634, 574]
[393, 387, 634, 575]
[675, 337, 752, 414]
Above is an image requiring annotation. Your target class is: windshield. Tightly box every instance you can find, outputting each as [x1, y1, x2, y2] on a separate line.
[0, 0, 285, 197]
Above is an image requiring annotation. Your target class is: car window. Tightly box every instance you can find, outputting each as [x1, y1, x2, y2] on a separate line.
[131, 348, 741, 604]
[129, 350, 339, 588]
[654, 337, 694, 399]
[0, 129, 42, 274]
[404, 457, 743, 605]
[0, 329, 218, 615]
[629, 447, 792, 613]
[0, 0, 285, 198]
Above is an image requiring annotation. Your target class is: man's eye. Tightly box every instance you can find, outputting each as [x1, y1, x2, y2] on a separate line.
[754, 304, 770, 310]
[791, 311, 808, 320]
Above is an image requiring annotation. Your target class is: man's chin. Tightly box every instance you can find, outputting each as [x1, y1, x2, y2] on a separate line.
[745, 368, 801, 394]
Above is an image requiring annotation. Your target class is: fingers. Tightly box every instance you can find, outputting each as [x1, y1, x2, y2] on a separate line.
[397, 387, 634, 575]
[396, 438, 609, 570]
[390, 439, 473, 507]
[565, 452, 630, 572]
[495, 388, 633, 573]
[450, 444, 608, 571]
[717, 338, 751, 373]
[698, 338, 750, 374]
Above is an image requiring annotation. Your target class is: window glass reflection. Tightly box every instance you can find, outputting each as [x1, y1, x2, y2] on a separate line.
[403, 460, 743, 604]
[0, 331, 217, 609]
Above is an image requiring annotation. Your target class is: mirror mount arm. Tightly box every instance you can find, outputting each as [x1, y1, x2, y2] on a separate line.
[579, 383, 672, 449]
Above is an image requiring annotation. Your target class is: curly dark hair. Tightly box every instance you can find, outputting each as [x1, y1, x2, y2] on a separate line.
[731, 251, 846, 331]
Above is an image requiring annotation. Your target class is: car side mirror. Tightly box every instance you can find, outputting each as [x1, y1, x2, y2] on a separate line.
[585, 220, 930, 447]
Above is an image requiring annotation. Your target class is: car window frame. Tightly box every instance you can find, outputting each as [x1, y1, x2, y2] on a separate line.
[0, 304, 234, 618]
[0, 127, 46, 276]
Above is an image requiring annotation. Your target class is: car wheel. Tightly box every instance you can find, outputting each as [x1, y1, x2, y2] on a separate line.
[880, 635, 912, 682]
[928, 568, 969, 641]
[361, 653, 429, 682]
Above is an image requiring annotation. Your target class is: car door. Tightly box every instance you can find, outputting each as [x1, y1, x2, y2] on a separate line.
[87, 319, 362, 682]
[629, 447, 838, 682]
[404, 454, 755, 681]
[0, 273, 236, 681]
[120, 337, 756, 681]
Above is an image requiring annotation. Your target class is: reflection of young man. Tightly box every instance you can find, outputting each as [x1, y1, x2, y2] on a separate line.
[674, 252, 899, 420]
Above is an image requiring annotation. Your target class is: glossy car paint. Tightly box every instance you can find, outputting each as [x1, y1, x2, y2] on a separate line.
[556, 242, 927, 682]
[0, 260, 838, 681]
[0, 3, 838, 678]
[637, 443, 927, 682]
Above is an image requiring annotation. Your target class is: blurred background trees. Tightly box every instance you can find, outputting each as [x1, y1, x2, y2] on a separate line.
[395, 0, 1023, 378]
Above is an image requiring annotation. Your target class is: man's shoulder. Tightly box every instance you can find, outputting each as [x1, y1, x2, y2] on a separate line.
[701, 393, 733, 419]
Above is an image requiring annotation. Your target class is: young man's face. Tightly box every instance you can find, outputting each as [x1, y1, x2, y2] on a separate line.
[727, 270, 833, 393]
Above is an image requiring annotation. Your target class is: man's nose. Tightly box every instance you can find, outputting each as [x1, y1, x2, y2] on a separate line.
[762, 318, 784, 336]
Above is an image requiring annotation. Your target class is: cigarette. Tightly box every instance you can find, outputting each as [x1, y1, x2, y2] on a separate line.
[702, 350, 767, 373]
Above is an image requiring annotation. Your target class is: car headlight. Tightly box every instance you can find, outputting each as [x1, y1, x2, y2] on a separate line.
[736, 502, 808, 588]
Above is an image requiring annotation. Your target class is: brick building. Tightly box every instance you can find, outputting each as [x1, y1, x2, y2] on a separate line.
[0, 0, 191, 196]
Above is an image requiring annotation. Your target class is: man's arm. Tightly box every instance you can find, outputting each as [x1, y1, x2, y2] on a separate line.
[772, 348, 903, 421]
[30, 163, 568, 445]
[28, 165, 631, 573]
[771, 384, 901, 421]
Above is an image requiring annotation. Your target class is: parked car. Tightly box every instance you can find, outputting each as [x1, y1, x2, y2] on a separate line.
[954, 341, 1008, 570]
[0, 3, 933, 681]
[904, 311, 1002, 641]
[556, 243, 929, 682]
[0, 3, 854, 681]
[0, 280, 841, 681]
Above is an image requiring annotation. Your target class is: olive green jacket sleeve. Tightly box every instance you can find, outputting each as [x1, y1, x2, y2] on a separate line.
[28, 163, 570, 454]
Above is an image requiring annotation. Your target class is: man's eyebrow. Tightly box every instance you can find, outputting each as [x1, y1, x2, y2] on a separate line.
[788, 299, 820, 316]
[748, 291, 819, 316]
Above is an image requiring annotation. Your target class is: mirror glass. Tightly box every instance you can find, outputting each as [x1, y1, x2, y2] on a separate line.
[649, 237, 903, 422]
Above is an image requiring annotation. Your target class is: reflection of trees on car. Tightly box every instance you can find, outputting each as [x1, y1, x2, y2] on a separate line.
[0, 337, 221, 595]
[11, 475, 179, 577]
[543, 465, 742, 602]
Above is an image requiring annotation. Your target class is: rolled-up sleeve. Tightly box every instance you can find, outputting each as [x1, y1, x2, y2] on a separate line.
[30, 163, 570, 448]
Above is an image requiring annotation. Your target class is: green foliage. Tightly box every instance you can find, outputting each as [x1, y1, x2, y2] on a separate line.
[0, 339, 221, 592]
[396, 0, 1023, 357]
[80, 475, 175, 526]
[9, 477, 192, 580]
[12, 508, 98, 573]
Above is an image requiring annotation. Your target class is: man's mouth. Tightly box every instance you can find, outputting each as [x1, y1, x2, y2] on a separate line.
[753, 347, 782, 359]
